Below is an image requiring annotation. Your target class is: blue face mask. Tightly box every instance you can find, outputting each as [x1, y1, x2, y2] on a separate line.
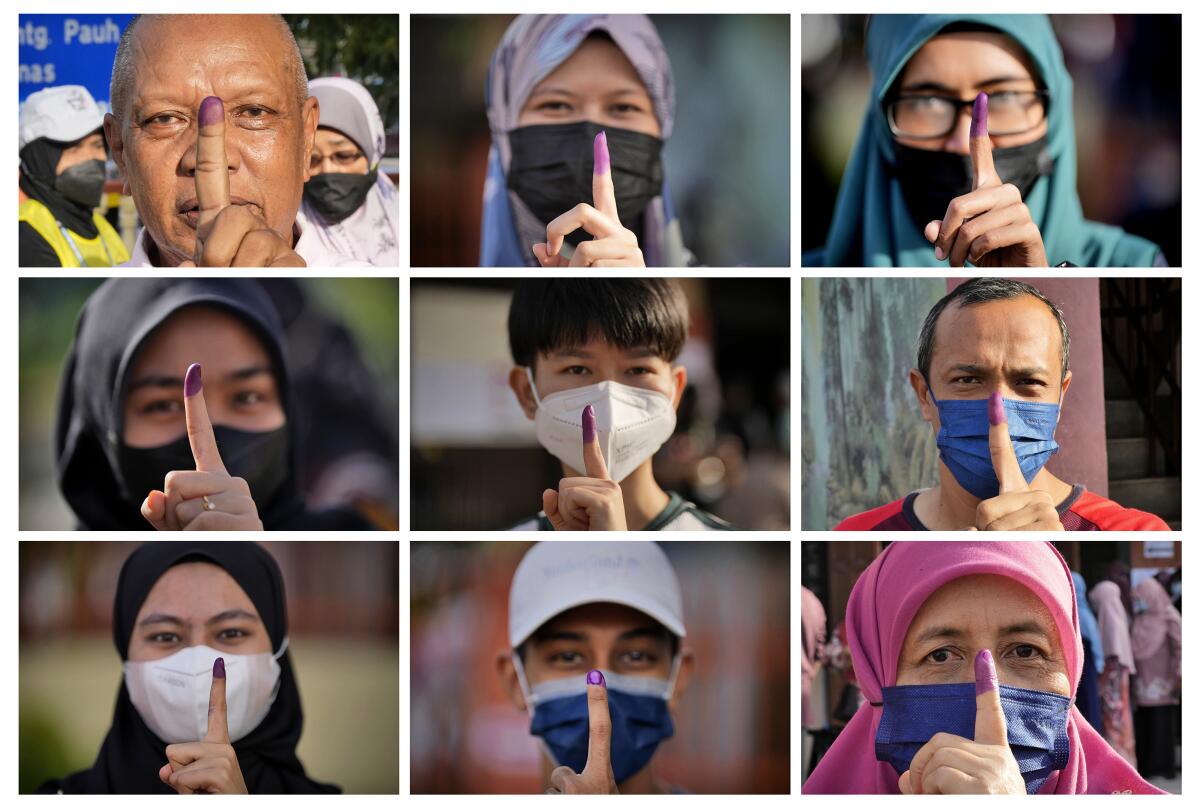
[928, 389, 1061, 499]
[875, 682, 1072, 794]
[519, 662, 677, 784]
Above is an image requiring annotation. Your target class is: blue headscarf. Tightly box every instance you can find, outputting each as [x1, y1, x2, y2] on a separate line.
[1073, 571, 1105, 673]
[805, 14, 1163, 267]
[480, 14, 688, 266]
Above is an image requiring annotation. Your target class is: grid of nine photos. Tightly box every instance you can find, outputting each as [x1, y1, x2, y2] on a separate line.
[8, 2, 1188, 806]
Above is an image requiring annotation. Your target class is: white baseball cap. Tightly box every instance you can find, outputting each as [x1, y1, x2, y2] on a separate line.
[20, 85, 105, 151]
[508, 541, 686, 649]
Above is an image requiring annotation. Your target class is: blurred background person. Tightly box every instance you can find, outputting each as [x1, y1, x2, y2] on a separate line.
[19, 85, 129, 267]
[410, 541, 790, 793]
[1073, 571, 1105, 733]
[800, 585, 827, 780]
[802, 14, 1178, 266]
[301, 77, 398, 265]
[411, 14, 789, 267]
[1130, 574, 1181, 780]
[22, 541, 398, 794]
[1089, 579, 1137, 767]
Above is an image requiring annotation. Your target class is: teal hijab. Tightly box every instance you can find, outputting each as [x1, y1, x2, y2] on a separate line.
[806, 14, 1162, 267]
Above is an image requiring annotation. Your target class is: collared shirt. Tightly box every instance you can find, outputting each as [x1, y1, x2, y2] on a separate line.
[119, 211, 373, 267]
[834, 485, 1171, 531]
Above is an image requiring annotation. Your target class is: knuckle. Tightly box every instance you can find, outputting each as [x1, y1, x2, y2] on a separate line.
[591, 719, 612, 739]
[230, 476, 250, 494]
[1001, 183, 1020, 201]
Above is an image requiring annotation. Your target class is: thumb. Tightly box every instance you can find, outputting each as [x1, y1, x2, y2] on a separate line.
[988, 391, 1028, 494]
[542, 489, 569, 531]
[591, 130, 620, 223]
[581, 670, 613, 783]
[580, 404, 611, 480]
[204, 657, 230, 744]
[973, 648, 1007, 746]
[140, 490, 170, 531]
[970, 92, 999, 189]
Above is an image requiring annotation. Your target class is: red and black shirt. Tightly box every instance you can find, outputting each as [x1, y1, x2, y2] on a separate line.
[835, 485, 1170, 531]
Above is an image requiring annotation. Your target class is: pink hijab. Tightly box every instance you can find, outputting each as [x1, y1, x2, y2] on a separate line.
[801, 586, 828, 728]
[803, 542, 1163, 795]
[1089, 581, 1136, 672]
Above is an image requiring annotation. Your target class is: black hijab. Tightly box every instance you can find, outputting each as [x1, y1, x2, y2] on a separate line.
[54, 278, 373, 530]
[19, 135, 101, 237]
[40, 542, 340, 794]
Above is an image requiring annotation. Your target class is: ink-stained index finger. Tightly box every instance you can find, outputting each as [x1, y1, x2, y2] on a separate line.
[183, 363, 228, 475]
[196, 96, 230, 230]
[970, 92, 998, 190]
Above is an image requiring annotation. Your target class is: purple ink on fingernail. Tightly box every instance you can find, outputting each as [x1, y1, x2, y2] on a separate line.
[199, 96, 223, 127]
[184, 363, 202, 397]
[587, 669, 605, 686]
[988, 391, 1005, 426]
[593, 130, 610, 175]
[213, 657, 226, 679]
[582, 404, 596, 444]
[974, 649, 997, 695]
[971, 92, 988, 139]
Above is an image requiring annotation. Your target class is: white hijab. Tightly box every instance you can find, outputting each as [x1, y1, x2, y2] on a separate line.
[301, 77, 398, 266]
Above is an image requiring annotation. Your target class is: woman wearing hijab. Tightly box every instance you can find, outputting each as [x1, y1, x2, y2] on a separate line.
[18, 85, 130, 267]
[39, 542, 338, 793]
[804, 15, 1164, 267]
[481, 14, 691, 267]
[1071, 571, 1104, 734]
[1089, 580, 1137, 767]
[54, 278, 375, 531]
[803, 542, 1163, 794]
[300, 77, 398, 266]
[1130, 575, 1182, 779]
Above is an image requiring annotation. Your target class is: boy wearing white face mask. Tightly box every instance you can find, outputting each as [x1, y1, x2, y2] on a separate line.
[506, 279, 733, 531]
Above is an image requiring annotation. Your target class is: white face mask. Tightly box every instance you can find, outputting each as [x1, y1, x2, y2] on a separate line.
[527, 368, 676, 483]
[124, 641, 286, 744]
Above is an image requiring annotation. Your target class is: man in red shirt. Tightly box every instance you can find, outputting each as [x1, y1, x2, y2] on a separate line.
[837, 278, 1169, 531]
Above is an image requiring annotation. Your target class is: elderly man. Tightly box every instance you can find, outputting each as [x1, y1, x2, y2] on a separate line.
[836, 278, 1169, 531]
[103, 14, 366, 266]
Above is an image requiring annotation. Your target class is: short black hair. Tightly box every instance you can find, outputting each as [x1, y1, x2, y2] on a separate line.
[917, 278, 1070, 382]
[508, 279, 689, 368]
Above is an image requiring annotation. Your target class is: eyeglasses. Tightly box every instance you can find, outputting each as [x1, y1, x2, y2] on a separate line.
[886, 90, 1050, 139]
[308, 149, 365, 171]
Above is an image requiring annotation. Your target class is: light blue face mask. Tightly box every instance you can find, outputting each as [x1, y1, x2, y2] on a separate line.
[875, 681, 1072, 794]
[927, 388, 1061, 499]
[514, 657, 678, 784]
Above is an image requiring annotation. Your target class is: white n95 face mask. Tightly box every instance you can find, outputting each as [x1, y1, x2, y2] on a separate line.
[124, 641, 286, 744]
[527, 368, 676, 483]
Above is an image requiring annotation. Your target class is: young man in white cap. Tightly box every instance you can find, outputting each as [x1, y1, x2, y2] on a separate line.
[496, 541, 694, 794]
[19, 85, 130, 267]
[301, 77, 399, 265]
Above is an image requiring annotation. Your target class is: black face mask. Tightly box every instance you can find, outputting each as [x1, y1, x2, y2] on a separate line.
[118, 425, 290, 510]
[304, 169, 377, 224]
[507, 121, 664, 246]
[890, 136, 1054, 228]
[55, 158, 106, 209]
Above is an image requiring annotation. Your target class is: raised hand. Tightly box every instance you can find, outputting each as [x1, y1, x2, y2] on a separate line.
[898, 649, 1026, 794]
[973, 391, 1063, 531]
[924, 92, 1048, 267]
[159, 657, 249, 794]
[546, 670, 620, 794]
[542, 404, 627, 531]
[532, 131, 646, 268]
[140, 363, 264, 531]
[182, 96, 304, 267]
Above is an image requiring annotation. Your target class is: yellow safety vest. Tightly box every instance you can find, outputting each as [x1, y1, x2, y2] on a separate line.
[19, 197, 131, 267]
